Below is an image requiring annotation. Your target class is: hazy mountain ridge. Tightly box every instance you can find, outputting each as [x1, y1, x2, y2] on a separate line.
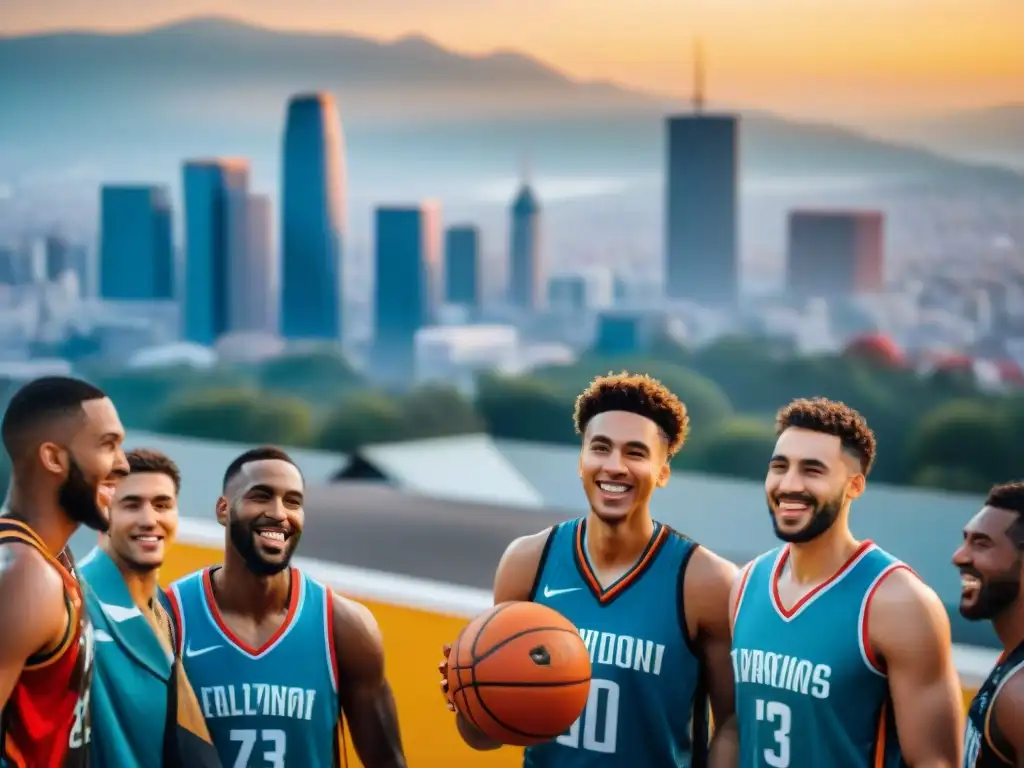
[0, 16, 1021, 192]
[873, 104, 1024, 170]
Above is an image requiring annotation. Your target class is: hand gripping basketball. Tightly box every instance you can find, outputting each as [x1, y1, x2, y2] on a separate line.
[444, 601, 592, 747]
[438, 644, 456, 713]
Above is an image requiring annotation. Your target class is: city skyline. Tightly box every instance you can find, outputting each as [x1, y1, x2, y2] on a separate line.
[3, 2, 1022, 121]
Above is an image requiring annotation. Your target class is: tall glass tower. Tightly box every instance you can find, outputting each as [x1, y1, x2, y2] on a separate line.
[182, 159, 249, 345]
[280, 92, 347, 340]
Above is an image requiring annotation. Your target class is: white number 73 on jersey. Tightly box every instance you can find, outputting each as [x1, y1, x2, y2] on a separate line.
[230, 728, 286, 768]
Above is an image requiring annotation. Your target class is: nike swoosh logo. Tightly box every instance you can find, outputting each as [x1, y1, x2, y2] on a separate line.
[95, 629, 114, 642]
[98, 601, 143, 623]
[185, 644, 221, 658]
[543, 586, 582, 598]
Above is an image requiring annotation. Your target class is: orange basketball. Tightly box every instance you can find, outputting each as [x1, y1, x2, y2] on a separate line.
[447, 601, 591, 747]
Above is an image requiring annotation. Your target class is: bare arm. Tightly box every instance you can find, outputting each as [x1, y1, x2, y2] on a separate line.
[991, 673, 1024, 767]
[0, 546, 67, 708]
[445, 529, 551, 751]
[685, 547, 739, 768]
[333, 595, 407, 768]
[869, 568, 963, 768]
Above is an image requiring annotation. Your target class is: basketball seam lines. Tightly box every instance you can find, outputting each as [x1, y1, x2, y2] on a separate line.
[455, 603, 587, 741]
[463, 625, 581, 667]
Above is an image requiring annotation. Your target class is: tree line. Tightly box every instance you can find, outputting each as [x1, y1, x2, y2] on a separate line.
[1, 337, 1020, 495]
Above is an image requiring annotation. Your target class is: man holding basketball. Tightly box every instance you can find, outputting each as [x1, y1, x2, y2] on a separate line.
[439, 372, 739, 766]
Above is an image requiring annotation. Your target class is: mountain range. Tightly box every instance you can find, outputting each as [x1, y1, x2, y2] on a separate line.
[0, 16, 1021, 194]
[871, 105, 1024, 171]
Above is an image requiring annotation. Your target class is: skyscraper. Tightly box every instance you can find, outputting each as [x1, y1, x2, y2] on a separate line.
[99, 185, 174, 300]
[787, 210, 885, 298]
[227, 192, 278, 335]
[43, 236, 74, 282]
[374, 203, 441, 383]
[182, 159, 249, 345]
[664, 42, 739, 305]
[444, 225, 480, 309]
[508, 175, 541, 310]
[281, 92, 346, 340]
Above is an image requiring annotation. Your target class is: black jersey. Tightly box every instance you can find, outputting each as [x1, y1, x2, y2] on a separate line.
[964, 640, 1024, 767]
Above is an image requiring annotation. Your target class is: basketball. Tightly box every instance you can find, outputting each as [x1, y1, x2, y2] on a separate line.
[447, 601, 592, 747]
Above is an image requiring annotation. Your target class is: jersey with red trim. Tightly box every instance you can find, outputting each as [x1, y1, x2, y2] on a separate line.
[0, 519, 94, 768]
[732, 541, 907, 768]
[167, 567, 340, 767]
[963, 640, 1024, 767]
[525, 518, 705, 767]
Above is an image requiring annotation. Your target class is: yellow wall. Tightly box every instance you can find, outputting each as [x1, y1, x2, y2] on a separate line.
[160, 543, 981, 767]
[159, 543, 523, 767]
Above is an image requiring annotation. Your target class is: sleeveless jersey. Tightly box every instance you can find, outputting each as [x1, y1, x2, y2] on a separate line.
[167, 567, 341, 768]
[732, 541, 908, 768]
[963, 640, 1024, 767]
[0, 518, 94, 768]
[525, 518, 707, 768]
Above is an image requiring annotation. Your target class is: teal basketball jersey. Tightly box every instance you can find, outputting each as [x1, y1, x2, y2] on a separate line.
[732, 541, 908, 768]
[168, 567, 340, 768]
[525, 518, 707, 767]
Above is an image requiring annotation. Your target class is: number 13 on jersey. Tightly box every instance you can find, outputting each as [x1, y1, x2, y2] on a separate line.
[556, 679, 620, 754]
[755, 698, 791, 767]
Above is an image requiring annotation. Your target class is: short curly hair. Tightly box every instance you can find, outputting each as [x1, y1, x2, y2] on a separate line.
[987, 482, 1024, 515]
[774, 397, 876, 474]
[126, 448, 181, 493]
[985, 481, 1024, 548]
[573, 371, 689, 457]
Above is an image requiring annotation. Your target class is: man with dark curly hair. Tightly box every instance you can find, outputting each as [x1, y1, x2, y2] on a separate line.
[954, 481, 1024, 766]
[440, 371, 739, 767]
[730, 397, 963, 767]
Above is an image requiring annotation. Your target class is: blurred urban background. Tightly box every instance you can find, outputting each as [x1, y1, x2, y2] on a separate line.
[2, 0, 1023, 649]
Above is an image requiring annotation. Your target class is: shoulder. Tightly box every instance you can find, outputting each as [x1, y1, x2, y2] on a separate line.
[329, 591, 385, 678]
[493, 526, 559, 603]
[167, 568, 205, 595]
[502, 527, 557, 565]
[729, 549, 778, 618]
[683, 545, 736, 601]
[993, 663, 1024, 750]
[868, 563, 939, 617]
[0, 540, 63, 600]
[331, 592, 380, 639]
[0, 542, 67, 655]
[867, 565, 950, 659]
[681, 544, 736, 637]
[163, 569, 204, 621]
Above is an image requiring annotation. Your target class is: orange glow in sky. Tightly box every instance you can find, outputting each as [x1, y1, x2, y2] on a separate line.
[5, 0, 1023, 119]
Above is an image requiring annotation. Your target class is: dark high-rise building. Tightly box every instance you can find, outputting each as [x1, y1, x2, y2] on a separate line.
[786, 210, 884, 298]
[227, 192, 278, 335]
[99, 185, 174, 301]
[374, 203, 441, 383]
[444, 225, 480, 308]
[0, 246, 23, 285]
[281, 92, 346, 340]
[665, 115, 738, 305]
[44, 236, 74, 282]
[182, 159, 249, 345]
[508, 180, 542, 310]
[664, 46, 739, 305]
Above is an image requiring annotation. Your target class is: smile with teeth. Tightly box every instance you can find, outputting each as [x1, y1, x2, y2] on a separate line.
[132, 535, 161, 542]
[258, 530, 286, 541]
[961, 575, 981, 591]
[778, 500, 811, 512]
[598, 482, 631, 494]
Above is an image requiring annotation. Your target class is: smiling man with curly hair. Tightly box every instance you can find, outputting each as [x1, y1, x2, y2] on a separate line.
[440, 370, 740, 766]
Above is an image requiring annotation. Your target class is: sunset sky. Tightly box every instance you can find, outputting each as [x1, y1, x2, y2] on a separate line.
[5, 0, 1023, 120]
